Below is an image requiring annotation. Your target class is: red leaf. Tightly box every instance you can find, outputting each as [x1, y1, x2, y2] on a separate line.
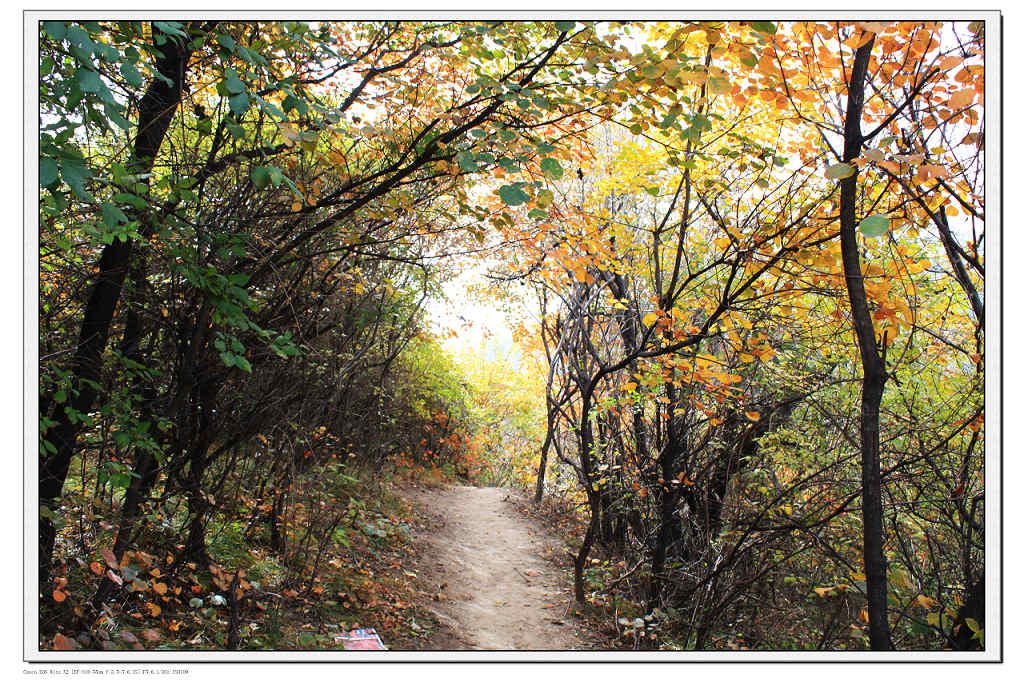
[101, 547, 118, 569]
[140, 629, 160, 642]
[106, 569, 123, 586]
[90, 561, 104, 576]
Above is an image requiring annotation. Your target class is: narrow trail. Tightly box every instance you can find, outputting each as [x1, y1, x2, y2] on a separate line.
[398, 484, 590, 650]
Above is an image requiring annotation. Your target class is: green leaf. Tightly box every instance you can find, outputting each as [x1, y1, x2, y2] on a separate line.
[282, 94, 307, 115]
[251, 166, 270, 189]
[102, 201, 129, 228]
[153, 21, 187, 38]
[659, 113, 678, 130]
[39, 158, 58, 188]
[216, 33, 236, 52]
[75, 68, 103, 94]
[234, 356, 252, 373]
[228, 92, 249, 117]
[858, 215, 890, 238]
[119, 61, 144, 88]
[104, 102, 132, 130]
[43, 22, 66, 41]
[455, 150, 479, 172]
[554, 21, 576, 32]
[223, 68, 246, 95]
[497, 184, 529, 206]
[824, 162, 856, 180]
[59, 157, 92, 200]
[528, 208, 547, 220]
[537, 188, 554, 208]
[497, 157, 518, 173]
[66, 25, 93, 52]
[267, 167, 284, 187]
[540, 157, 563, 180]
[751, 21, 777, 35]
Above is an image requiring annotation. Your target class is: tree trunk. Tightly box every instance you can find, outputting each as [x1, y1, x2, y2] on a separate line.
[838, 34, 892, 651]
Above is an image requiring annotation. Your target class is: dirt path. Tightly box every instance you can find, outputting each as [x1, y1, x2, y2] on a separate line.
[398, 484, 589, 650]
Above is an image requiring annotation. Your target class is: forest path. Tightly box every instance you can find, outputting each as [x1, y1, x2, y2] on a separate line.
[397, 484, 589, 650]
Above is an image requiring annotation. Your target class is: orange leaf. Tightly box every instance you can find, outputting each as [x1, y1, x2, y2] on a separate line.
[53, 633, 75, 650]
[53, 589, 67, 602]
[152, 582, 168, 595]
[948, 88, 975, 110]
[90, 561, 104, 576]
[745, 411, 761, 422]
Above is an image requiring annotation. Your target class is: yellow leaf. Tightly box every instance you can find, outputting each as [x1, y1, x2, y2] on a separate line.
[739, 353, 755, 363]
[916, 594, 938, 609]
[643, 312, 659, 327]
[813, 587, 830, 597]
[291, 201, 303, 212]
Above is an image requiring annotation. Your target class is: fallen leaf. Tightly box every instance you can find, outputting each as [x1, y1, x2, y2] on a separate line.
[53, 633, 75, 650]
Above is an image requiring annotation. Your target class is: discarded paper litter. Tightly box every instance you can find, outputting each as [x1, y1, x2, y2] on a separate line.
[335, 628, 387, 650]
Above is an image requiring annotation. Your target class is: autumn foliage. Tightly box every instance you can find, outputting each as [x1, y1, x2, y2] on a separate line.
[36, 18, 986, 653]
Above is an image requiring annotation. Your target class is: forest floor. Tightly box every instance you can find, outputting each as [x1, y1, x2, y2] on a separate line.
[395, 482, 597, 650]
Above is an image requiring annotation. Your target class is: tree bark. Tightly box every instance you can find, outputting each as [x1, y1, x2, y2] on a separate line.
[838, 33, 893, 651]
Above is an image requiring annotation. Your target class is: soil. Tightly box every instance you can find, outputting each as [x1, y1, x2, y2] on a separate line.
[396, 483, 593, 651]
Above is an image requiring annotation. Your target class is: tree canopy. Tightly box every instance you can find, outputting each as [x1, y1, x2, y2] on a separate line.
[35, 18, 988, 654]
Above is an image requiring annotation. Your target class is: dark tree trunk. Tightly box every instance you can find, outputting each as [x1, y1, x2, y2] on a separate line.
[534, 409, 554, 504]
[572, 393, 599, 602]
[648, 382, 684, 608]
[838, 34, 892, 651]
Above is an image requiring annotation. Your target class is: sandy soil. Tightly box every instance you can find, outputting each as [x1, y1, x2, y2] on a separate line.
[398, 484, 588, 650]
